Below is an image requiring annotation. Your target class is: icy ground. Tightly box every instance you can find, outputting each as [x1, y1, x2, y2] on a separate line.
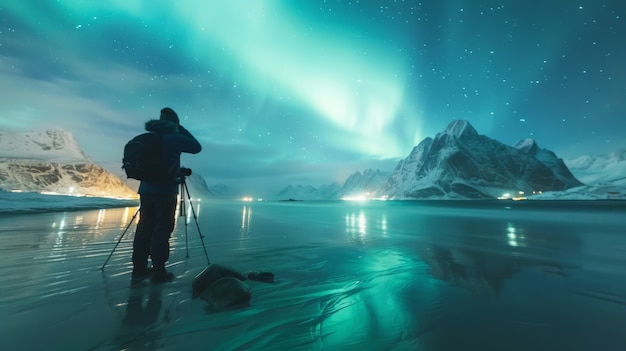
[0, 190, 138, 214]
[1, 200, 625, 350]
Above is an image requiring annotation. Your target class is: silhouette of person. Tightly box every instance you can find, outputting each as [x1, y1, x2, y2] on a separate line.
[131, 107, 202, 284]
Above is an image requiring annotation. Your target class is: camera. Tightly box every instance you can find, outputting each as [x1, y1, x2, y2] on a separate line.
[180, 167, 192, 177]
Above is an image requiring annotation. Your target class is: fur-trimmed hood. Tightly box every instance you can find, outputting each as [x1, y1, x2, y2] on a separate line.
[145, 119, 179, 134]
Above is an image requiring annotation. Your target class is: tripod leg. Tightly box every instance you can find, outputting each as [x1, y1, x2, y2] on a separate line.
[183, 181, 211, 265]
[184, 206, 190, 259]
[101, 207, 140, 271]
[180, 182, 190, 258]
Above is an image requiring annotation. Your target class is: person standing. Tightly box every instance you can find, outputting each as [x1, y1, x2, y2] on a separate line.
[131, 107, 202, 284]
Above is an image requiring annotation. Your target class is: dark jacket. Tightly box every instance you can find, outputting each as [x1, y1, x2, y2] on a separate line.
[138, 120, 202, 195]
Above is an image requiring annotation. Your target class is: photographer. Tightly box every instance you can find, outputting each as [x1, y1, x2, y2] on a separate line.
[131, 107, 202, 284]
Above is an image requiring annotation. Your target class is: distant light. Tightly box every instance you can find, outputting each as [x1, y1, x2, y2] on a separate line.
[341, 195, 368, 201]
[507, 225, 518, 247]
[341, 192, 372, 201]
[241, 197, 253, 202]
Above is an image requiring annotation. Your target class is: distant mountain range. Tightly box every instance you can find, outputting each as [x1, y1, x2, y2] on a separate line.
[533, 150, 626, 200]
[276, 169, 391, 201]
[275, 120, 625, 200]
[174, 177, 238, 200]
[0, 129, 137, 198]
[566, 150, 626, 185]
[2, 125, 623, 201]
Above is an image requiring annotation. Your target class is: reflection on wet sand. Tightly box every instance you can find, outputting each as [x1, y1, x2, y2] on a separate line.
[1, 201, 625, 350]
[114, 285, 164, 351]
[241, 205, 252, 237]
[344, 210, 388, 244]
[413, 218, 578, 296]
[312, 205, 626, 350]
[420, 244, 521, 296]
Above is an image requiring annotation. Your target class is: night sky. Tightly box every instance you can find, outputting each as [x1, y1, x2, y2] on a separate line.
[1, 1, 624, 196]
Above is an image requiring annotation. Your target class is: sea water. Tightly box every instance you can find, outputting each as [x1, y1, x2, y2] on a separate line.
[0, 200, 625, 350]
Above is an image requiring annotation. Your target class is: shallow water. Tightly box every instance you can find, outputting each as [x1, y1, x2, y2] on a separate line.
[1, 200, 625, 350]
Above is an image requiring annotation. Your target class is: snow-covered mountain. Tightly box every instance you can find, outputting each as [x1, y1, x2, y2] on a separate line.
[335, 169, 391, 200]
[566, 150, 626, 185]
[275, 169, 390, 200]
[206, 183, 233, 199]
[0, 129, 137, 198]
[182, 173, 215, 200]
[529, 150, 626, 200]
[273, 121, 623, 201]
[0, 129, 92, 162]
[377, 120, 583, 199]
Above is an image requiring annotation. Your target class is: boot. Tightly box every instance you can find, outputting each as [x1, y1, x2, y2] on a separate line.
[151, 265, 174, 283]
[131, 265, 152, 283]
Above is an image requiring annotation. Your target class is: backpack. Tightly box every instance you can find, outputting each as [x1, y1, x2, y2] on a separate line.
[122, 132, 173, 182]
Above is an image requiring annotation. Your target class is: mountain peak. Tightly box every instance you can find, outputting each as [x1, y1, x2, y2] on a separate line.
[380, 121, 582, 199]
[0, 128, 90, 162]
[444, 120, 478, 139]
[513, 138, 539, 155]
[0, 128, 136, 198]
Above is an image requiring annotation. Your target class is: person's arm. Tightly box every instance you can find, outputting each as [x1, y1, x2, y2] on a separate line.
[176, 125, 202, 154]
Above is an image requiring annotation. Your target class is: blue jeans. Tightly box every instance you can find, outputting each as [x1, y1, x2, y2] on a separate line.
[132, 193, 178, 271]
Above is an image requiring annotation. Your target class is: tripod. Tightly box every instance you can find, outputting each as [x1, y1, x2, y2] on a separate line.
[179, 176, 211, 264]
[101, 177, 210, 271]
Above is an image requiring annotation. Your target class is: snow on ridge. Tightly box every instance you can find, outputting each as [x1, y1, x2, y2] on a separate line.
[567, 149, 626, 171]
[0, 128, 138, 199]
[379, 120, 583, 200]
[0, 128, 90, 163]
[443, 120, 478, 139]
[565, 149, 626, 185]
[513, 138, 538, 154]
